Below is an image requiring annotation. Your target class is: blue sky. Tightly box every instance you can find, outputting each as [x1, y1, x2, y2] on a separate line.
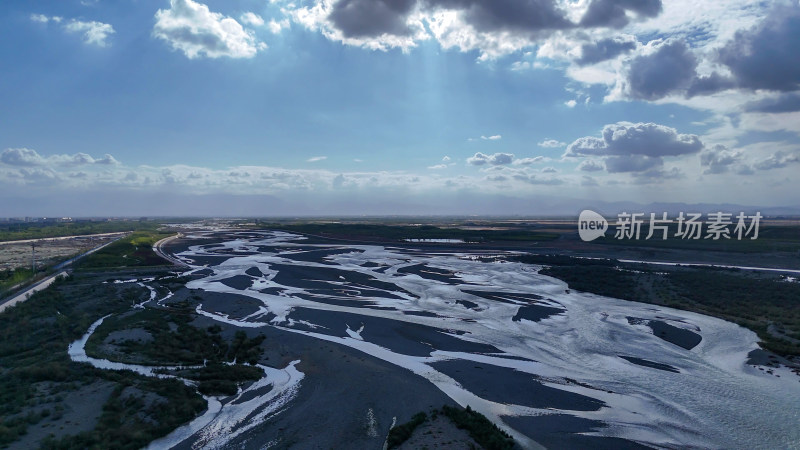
[1, 0, 798, 216]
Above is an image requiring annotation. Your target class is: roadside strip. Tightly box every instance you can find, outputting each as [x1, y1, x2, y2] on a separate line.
[0, 271, 69, 314]
[0, 234, 129, 314]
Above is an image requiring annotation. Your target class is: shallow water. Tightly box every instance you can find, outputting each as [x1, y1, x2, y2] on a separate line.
[171, 230, 800, 449]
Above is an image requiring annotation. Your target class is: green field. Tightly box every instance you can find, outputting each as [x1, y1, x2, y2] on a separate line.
[76, 232, 172, 269]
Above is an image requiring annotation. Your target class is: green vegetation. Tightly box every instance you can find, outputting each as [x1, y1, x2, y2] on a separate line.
[595, 224, 800, 253]
[0, 267, 35, 293]
[87, 310, 265, 367]
[0, 220, 159, 243]
[0, 267, 274, 448]
[667, 271, 800, 355]
[0, 272, 205, 448]
[387, 406, 515, 450]
[514, 254, 800, 355]
[539, 266, 638, 301]
[262, 222, 559, 242]
[76, 232, 172, 269]
[40, 377, 205, 450]
[441, 405, 515, 450]
[386, 412, 427, 449]
[177, 361, 264, 396]
[86, 308, 266, 396]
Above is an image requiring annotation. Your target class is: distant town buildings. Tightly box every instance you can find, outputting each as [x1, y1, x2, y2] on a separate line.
[0, 217, 152, 223]
[0, 217, 73, 223]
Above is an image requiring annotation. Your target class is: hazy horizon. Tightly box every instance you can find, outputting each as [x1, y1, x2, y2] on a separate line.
[4, 191, 800, 219]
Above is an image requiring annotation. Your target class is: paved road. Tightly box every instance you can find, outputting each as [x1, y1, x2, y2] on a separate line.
[153, 234, 188, 267]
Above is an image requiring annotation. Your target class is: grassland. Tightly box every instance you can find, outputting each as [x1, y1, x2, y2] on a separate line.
[0, 268, 34, 293]
[75, 232, 173, 269]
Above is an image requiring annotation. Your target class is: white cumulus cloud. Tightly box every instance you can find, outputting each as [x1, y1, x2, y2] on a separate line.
[153, 0, 266, 59]
[0, 148, 120, 167]
[268, 18, 290, 34]
[240, 12, 264, 27]
[30, 14, 60, 24]
[31, 14, 112, 47]
[467, 152, 514, 166]
[64, 19, 115, 47]
[538, 139, 566, 148]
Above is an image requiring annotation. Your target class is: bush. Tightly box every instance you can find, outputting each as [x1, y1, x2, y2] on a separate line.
[386, 412, 427, 449]
[441, 405, 515, 450]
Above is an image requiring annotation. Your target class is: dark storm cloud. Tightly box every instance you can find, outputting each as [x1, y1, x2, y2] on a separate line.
[627, 40, 697, 100]
[329, 0, 417, 37]
[717, 4, 800, 92]
[577, 36, 636, 65]
[325, 0, 664, 39]
[579, 0, 662, 29]
[428, 0, 572, 32]
[625, 4, 800, 100]
[686, 72, 736, 98]
[744, 93, 800, 113]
